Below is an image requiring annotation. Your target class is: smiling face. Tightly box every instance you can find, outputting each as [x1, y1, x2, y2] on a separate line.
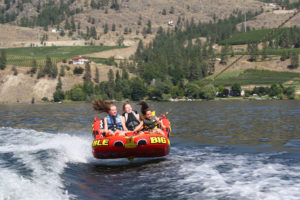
[145, 110, 153, 120]
[109, 105, 117, 116]
[124, 104, 132, 113]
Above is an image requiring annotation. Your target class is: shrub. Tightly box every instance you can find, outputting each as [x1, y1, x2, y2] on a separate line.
[12, 67, 18, 76]
[70, 87, 86, 101]
[41, 97, 49, 102]
[53, 90, 65, 102]
[199, 84, 216, 100]
[231, 83, 241, 96]
[73, 66, 84, 75]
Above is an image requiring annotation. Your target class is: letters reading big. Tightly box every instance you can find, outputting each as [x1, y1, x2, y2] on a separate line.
[92, 139, 109, 147]
[150, 137, 166, 144]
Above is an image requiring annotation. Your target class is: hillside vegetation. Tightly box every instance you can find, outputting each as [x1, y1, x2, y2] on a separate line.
[4, 46, 123, 66]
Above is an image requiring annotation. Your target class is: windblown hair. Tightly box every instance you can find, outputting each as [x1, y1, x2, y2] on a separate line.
[122, 102, 130, 111]
[92, 99, 113, 114]
[138, 101, 151, 115]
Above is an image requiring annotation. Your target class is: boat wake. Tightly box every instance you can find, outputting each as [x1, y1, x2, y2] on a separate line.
[169, 145, 300, 200]
[0, 127, 92, 200]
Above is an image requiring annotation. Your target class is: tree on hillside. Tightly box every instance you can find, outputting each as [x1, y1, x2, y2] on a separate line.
[289, 52, 299, 69]
[279, 31, 290, 48]
[56, 76, 62, 90]
[71, 16, 76, 32]
[112, 23, 116, 31]
[231, 83, 241, 96]
[130, 78, 147, 101]
[104, 23, 108, 34]
[64, 19, 70, 30]
[261, 41, 268, 61]
[59, 65, 65, 77]
[169, 6, 175, 14]
[199, 84, 216, 100]
[50, 64, 58, 78]
[83, 62, 92, 81]
[110, 0, 120, 11]
[147, 20, 152, 34]
[29, 59, 37, 76]
[0, 50, 7, 70]
[220, 44, 229, 65]
[44, 56, 52, 75]
[280, 50, 289, 61]
[94, 67, 99, 83]
[90, 26, 97, 39]
[247, 43, 258, 62]
[107, 69, 115, 98]
[122, 68, 129, 80]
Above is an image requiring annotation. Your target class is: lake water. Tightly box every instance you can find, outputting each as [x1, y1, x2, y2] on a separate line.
[0, 101, 300, 200]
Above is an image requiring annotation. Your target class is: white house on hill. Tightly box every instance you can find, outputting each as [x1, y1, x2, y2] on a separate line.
[72, 56, 89, 65]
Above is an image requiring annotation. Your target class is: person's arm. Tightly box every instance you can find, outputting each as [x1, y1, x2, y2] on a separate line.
[104, 117, 108, 133]
[136, 113, 141, 122]
[156, 117, 165, 129]
[121, 116, 128, 131]
[133, 121, 143, 132]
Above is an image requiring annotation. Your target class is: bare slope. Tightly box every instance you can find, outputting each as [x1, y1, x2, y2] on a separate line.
[0, 64, 123, 103]
[1, 0, 264, 48]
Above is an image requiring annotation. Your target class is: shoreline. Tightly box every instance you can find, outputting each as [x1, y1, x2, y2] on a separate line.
[1, 96, 299, 105]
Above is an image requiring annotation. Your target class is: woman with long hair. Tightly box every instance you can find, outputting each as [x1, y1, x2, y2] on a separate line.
[133, 101, 165, 135]
[92, 99, 127, 136]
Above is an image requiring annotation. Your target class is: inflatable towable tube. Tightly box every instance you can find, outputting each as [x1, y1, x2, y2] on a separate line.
[92, 114, 171, 159]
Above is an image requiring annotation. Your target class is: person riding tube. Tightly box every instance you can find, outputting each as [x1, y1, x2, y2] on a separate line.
[92, 99, 127, 136]
[122, 103, 141, 131]
[134, 101, 165, 135]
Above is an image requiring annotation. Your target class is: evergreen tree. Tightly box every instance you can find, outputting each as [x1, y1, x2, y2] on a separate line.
[112, 23, 116, 31]
[279, 31, 290, 48]
[107, 69, 115, 98]
[247, 43, 258, 62]
[104, 23, 108, 34]
[280, 50, 289, 61]
[44, 56, 52, 75]
[289, 52, 299, 69]
[261, 41, 268, 61]
[169, 6, 174, 14]
[220, 44, 229, 65]
[59, 65, 65, 77]
[71, 16, 76, 32]
[50, 64, 58, 78]
[83, 62, 92, 81]
[53, 90, 65, 102]
[64, 19, 70, 30]
[147, 20, 152, 34]
[90, 27, 97, 39]
[122, 68, 129, 80]
[56, 76, 62, 90]
[94, 66, 99, 83]
[130, 78, 147, 101]
[29, 59, 37, 76]
[0, 50, 7, 70]
[111, 0, 120, 10]
[231, 83, 241, 96]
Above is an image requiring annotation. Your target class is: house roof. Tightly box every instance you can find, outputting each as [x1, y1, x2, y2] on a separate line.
[72, 56, 83, 60]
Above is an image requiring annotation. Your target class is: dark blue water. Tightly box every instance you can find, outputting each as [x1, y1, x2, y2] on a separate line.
[0, 101, 300, 200]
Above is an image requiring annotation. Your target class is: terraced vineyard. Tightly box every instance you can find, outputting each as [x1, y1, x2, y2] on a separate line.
[213, 69, 300, 86]
[219, 28, 289, 45]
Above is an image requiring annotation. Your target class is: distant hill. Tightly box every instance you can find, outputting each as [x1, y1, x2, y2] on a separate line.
[0, 0, 265, 47]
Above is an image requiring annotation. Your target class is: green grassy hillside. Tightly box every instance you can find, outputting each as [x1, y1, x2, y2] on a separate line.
[219, 28, 288, 45]
[213, 69, 300, 86]
[5, 46, 123, 66]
